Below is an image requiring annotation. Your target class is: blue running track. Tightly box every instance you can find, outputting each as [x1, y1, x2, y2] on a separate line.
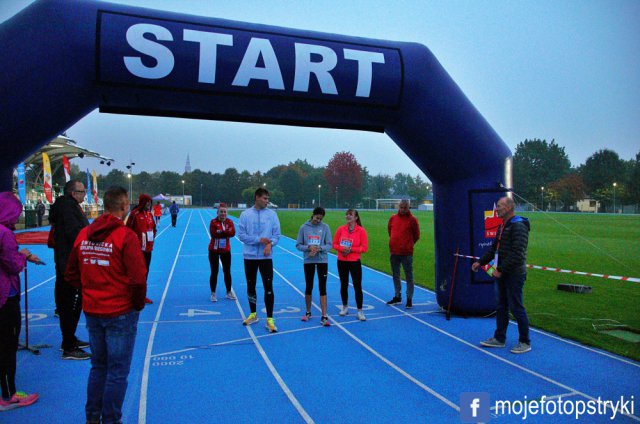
[12, 209, 640, 423]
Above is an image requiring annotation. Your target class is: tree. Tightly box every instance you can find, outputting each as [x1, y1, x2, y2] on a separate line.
[628, 151, 640, 204]
[392, 173, 412, 196]
[513, 139, 571, 204]
[324, 152, 363, 207]
[547, 173, 586, 211]
[578, 149, 625, 195]
[408, 174, 432, 202]
[278, 166, 304, 206]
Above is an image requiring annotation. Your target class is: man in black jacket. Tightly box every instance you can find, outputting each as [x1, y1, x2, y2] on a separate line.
[50, 180, 90, 359]
[472, 196, 531, 354]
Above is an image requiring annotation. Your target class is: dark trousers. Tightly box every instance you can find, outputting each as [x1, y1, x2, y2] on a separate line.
[390, 254, 415, 299]
[244, 259, 274, 317]
[143, 251, 152, 280]
[37, 214, 43, 227]
[55, 265, 83, 351]
[304, 263, 328, 296]
[494, 272, 530, 344]
[209, 251, 232, 293]
[171, 214, 177, 227]
[0, 296, 20, 399]
[337, 260, 363, 309]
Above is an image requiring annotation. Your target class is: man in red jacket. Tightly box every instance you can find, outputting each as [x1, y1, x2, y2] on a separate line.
[126, 194, 156, 304]
[65, 186, 147, 424]
[386, 200, 420, 309]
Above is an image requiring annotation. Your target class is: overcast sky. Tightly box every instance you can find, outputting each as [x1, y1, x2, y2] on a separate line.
[2, 0, 639, 180]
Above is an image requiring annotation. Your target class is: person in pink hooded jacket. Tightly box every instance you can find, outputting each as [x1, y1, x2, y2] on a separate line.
[0, 192, 41, 411]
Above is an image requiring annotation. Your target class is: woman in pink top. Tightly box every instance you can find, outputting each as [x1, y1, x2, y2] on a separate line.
[332, 209, 368, 321]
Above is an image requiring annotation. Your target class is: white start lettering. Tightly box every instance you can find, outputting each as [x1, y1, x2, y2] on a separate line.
[123, 24, 385, 98]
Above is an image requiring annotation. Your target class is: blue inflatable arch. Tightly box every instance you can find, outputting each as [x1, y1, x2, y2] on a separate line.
[0, 0, 512, 314]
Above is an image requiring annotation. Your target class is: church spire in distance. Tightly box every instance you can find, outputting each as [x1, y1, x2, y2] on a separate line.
[185, 154, 191, 173]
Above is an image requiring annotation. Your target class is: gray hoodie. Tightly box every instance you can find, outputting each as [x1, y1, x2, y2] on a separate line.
[296, 220, 333, 264]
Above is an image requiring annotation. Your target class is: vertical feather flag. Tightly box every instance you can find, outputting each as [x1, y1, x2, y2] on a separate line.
[86, 168, 92, 204]
[62, 155, 71, 182]
[92, 170, 99, 204]
[42, 153, 53, 203]
[17, 163, 27, 204]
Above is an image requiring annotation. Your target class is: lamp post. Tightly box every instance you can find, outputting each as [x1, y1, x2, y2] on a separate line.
[181, 180, 185, 206]
[540, 186, 544, 211]
[613, 182, 617, 213]
[200, 183, 203, 207]
[127, 173, 132, 204]
[125, 161, 135, 204]
[318, 184, 321, 206]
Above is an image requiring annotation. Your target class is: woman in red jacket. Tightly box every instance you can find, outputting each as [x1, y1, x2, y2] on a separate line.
[333, 209, 368, 321]
[208, 204, 236, 302]
[126, 194, 156, 304]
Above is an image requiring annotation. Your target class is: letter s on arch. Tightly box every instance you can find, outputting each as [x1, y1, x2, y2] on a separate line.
[124, 24, 175, 79]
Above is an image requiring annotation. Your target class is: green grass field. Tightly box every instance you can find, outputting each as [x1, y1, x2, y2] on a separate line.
[231, 209, 640, 361]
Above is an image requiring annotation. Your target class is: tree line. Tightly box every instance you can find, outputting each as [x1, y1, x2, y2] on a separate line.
[70, 152, 432, 208]
[513, 139, 640, 211]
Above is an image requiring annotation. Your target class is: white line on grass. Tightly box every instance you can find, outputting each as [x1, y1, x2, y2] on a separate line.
[198, 210, 315, 424]
[138, 210, 193, 424]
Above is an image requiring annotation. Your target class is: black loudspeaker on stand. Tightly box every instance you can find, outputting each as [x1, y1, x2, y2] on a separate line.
[18, 265, 51, 355]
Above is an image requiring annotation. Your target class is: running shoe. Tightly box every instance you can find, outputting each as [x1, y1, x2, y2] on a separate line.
[480, 337, 506, 348]
[243, 313, 258, 326]
[386, 296, 402, 305]
[320, 316, 331, 327]
[62, 347, 91, 360]
[339, 305, 349, 316]
[510, 342, 532, 354]
[356, 311, 367, 321]
[301, 312, 312, 322]
[405, 298, 413, 309]
[210, 293, 217, 302]
[0, 391, 38, 411]
[226, 291, 236, 300]
[266, 318, 278, 333]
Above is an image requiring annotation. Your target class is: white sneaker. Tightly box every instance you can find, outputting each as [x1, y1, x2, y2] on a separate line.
[226, 291, 236, 300]
[357, 311, 366, 321]
[339, 305, 349, 316]
[210, 293, 217, 302]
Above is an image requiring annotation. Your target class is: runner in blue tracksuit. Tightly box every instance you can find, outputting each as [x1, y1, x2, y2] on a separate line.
[237, 188, 281, 333]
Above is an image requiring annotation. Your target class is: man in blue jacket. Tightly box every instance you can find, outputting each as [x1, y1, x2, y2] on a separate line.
[238, 188, 281, 333]
[472, 196, 531, 354]
[169, 201, 179, 227]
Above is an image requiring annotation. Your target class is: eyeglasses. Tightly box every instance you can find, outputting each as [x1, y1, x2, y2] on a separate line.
[73, 190, 86, 194]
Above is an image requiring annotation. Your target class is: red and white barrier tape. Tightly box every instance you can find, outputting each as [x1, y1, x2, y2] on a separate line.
[454, 254, 640, 283]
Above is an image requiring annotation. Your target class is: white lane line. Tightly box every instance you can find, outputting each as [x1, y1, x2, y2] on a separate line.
[273, 267, 460, 412]
[198, 211, 315, 424]
[277, 242, 640, 422]
[138, 210, 193, 424]
[21, 275, 55, 295]
[275, 232, 640, 369]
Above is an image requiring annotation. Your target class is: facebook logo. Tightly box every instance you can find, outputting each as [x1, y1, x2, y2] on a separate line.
[460, 392, 490, 422]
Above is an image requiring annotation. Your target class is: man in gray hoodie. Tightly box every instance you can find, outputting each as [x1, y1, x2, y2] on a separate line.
[296, 207, 333, 326]
[237, 188, 281, 333]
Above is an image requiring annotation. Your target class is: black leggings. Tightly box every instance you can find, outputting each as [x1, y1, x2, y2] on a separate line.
[209, 251, 232, 292]
[304, 263, 328, 296]
[143, 251, 152, 280]
[55, 264, 82, 351]
[337, 260, 363, 309]
[244, 259, 274, 317]
[0, 296, 20, 399]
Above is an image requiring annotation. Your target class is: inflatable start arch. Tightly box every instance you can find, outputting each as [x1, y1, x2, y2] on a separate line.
[0, 0, 511, 314]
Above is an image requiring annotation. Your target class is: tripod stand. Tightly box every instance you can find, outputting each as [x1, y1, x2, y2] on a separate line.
[18, 265, 51, 355]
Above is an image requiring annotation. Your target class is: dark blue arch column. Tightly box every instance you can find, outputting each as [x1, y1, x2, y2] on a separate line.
[0, 0, 512, 314]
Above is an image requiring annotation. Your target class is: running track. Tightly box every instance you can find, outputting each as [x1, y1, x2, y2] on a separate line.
[12, 209, 640, 423]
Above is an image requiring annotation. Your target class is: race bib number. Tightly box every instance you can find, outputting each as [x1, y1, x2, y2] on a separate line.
[146, 231, 154, 242]
[218, 239, 227, 249]
[340, 238, 353, 248]
[307, 235, 320, 246]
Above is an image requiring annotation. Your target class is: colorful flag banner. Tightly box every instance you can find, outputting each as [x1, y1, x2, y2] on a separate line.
[17, 163, 26, 204]
[86, 168, 92, 204]
[92, 170, 99, 204]
[42, 152, 53, 203]
[62, 155, 71, 182]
